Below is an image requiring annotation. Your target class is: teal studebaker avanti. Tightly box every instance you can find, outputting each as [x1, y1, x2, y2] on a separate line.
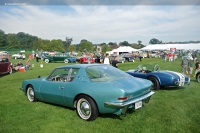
[21, 64, 154, 121]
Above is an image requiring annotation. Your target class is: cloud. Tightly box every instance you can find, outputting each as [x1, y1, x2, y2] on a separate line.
[0, 5, 200, 44]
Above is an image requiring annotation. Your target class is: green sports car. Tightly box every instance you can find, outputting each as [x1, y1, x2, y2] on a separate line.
[21, 64, 154, 121]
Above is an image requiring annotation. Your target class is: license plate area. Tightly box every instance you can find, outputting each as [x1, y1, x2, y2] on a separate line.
[135, 101, 142, 109]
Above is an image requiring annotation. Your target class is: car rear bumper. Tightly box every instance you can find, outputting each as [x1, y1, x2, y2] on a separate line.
[105, 91, 154, 115]
[104, 91, 155, 108]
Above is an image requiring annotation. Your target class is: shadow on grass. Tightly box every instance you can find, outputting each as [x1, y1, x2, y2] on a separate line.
[99, 109, 136, 120]
[160, 86, 187, 91]
[35, 100, 135, 120]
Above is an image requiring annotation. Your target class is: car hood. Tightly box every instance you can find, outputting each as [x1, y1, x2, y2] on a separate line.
[159, 70, 187, 78]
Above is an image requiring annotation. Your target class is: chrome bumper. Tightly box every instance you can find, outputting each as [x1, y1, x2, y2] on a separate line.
[175, 78, 190, 86]
[105, 91, 155, 108]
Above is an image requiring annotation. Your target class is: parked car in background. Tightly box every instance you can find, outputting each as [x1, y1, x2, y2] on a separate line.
[0, 51, 9, 55]
[43, 53, 76, 63]
[126, 64, 190, 90]
[149, 51, 160, 58]
[12, 53, 26, 59]
[123, 55, 135, 62]
[79, 55, 95, 64]
[71, 51, 78, 56]
[21, 64, 154, 121]
[0, 57, 12, 75]
[110, 55, 125, 63]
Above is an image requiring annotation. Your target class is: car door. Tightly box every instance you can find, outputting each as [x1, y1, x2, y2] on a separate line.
[0, 58, 7, 74]
[39, 81, 66, 105]
[39, 67, 79, 105]
[132, 71, 149, 79]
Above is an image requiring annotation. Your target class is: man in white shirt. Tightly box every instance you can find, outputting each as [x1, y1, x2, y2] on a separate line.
[103, 53, 110, 64]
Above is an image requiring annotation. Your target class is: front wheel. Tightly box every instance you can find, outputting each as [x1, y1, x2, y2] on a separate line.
[9, 67, 12, 74]
[76, 95, 98, 121]
[27, 85, 37, 102]
[148, 76, 160, 90]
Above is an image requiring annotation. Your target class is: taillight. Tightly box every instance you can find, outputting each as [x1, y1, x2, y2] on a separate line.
[118, 97, 128, 101]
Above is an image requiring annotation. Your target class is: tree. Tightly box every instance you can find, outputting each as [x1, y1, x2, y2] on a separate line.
[68, 45, 76, 52]
[65, 37, 73, 51]
[6, 34, 20, 49]
[50, 39, 65, 51]
[79, 39, 93, 52]
[149, 38, 162, 44]
[119, 41, 130, 46]
[138, 40, 142, 45]
[102, 44, 111, 53]
[108, 42, 118, 49]
[0, 29, 6, 48]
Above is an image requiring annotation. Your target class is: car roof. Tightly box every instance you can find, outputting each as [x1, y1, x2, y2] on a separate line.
[57, 63, 106, 69]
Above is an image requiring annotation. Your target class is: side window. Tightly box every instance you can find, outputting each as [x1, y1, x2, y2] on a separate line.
[67, 68, 79, 82]
[47, 68, 79, 82]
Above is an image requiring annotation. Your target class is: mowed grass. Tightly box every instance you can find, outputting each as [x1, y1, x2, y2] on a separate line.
[0, 56, 200, 133]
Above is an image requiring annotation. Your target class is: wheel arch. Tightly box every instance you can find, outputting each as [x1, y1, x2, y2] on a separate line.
[73, 93, 99, 112]
[25, 84, 34, 95]
[147, 74, 161, 85]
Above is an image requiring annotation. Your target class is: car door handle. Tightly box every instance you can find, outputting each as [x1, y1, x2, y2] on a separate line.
[59, 86, 64, 89]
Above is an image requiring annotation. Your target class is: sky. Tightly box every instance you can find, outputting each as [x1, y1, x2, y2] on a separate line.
[0, 1, 200, 45]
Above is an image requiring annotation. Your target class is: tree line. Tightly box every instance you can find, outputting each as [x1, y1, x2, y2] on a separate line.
[0, 29, 148, 53]
[149, 38, 200, 44]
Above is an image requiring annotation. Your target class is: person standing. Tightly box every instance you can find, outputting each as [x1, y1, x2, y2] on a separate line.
[36, 53, 39, 62]
[181, 56, 188, 74]
[111, 56, 118, 68]
[187, 57, 193, 78]
[103, 53, 110, 64]
[194, 59, 200, 77]
[139, 53, 143, 62]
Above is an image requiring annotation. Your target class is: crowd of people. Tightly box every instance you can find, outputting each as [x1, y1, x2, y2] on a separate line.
[181, 55, 200, 78]
[13, 59, 31, 71]
[9, 49, 200, 77]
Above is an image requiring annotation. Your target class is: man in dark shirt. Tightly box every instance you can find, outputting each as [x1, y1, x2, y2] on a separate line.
[111, 56, 118, 68]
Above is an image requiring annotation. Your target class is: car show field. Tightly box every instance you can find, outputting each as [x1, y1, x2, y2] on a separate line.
[0, 55, 200, 133]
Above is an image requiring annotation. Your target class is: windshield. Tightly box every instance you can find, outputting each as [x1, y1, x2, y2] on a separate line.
[86, 65, 130, 82]
[136, 64, 160, 72]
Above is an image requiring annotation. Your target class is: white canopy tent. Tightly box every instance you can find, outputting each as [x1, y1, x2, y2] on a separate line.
[107, 46, 138, 55]
[141, 44, 200, 50]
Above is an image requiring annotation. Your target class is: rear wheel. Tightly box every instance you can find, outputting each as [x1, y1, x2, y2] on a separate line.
[27, 85, 37, 102]
[64, 59, 69, 63]
[148, 76, 160, 90]
[196, 73, 200, 83]
[76, 95, 98, 121]
[44, 59, 49, 63]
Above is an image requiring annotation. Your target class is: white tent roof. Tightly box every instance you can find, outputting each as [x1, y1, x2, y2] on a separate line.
[107, 46, 138, 55]
[141, 43, 200, 50]
[112, 46, 138, 53]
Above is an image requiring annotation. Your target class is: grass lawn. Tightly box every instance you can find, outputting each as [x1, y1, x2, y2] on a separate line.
[0, 56, 200, 133]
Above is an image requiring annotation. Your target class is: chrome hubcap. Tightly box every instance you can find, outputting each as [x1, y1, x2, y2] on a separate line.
[80, 101, 90, 116]
[77, 98, 91, 119]
[27, 88, 34, 101]
[198, 75, 200, 82]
